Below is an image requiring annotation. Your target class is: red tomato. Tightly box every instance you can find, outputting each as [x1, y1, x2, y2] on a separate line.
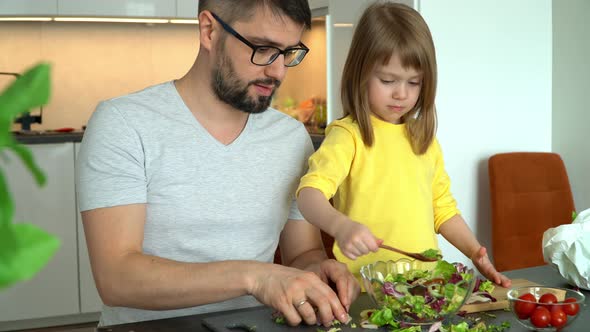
[531, 306, 551, 328]
[539, 293, 559, 306]
[515, 293, 537, 319]
[550, 307, 567, 328]
[562, 297, 580, 316]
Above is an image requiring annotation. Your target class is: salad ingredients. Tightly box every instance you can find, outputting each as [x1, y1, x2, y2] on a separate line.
[421, 249, 443, 260]
[438, 321, 510, 332]
[512, 291, 581, 328]
[514, 293, 536, 319]
[550, 307, 567, 328]
[539, 293, 558, 306]
[563, 297, 580, 315]
[366, 260, 474, 325]
[465, 278, 497, 305]
[530, 306, 551, 328]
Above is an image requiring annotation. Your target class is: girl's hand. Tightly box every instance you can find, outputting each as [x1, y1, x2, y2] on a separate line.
[333, 220, 380, 260]
[471, 246, 512, 288]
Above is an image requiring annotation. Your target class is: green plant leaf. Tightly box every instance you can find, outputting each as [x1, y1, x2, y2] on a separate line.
[5, 143, 46, 186]
[572, 211, 578, 222]
[0, 62, 56, 289]
[0, 169, 14, 226]
[0, 63, 50, 147]
[0, 63, 50, 121]
[0, 223, 60, 290]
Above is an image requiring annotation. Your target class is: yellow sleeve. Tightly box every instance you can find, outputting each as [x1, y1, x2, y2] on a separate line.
[431, 139, 461, 231]
[296, 124, 356, 200]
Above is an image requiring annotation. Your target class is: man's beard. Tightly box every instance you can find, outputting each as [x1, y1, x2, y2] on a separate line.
[211, 53, 281, 114]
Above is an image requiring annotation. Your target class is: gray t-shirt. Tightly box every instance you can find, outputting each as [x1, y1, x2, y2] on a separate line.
[76, 81, 314, 326]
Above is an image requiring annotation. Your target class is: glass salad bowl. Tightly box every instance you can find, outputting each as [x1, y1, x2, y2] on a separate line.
[507, 286, 585, 331]
[360, 259, 475, 326]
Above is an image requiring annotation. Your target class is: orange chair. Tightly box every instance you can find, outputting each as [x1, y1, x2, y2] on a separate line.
[488, 152, 575, 271]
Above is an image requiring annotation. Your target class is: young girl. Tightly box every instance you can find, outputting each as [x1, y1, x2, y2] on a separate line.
[297, 2, 510, 287]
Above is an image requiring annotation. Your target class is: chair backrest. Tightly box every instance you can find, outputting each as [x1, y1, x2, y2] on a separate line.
[488, 152, 575, 271]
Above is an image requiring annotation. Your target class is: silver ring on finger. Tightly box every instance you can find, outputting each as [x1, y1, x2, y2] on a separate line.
[295, 299, 307, 308]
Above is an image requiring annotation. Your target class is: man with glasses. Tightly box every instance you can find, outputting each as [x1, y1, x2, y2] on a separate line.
[76, 0, 359, 328]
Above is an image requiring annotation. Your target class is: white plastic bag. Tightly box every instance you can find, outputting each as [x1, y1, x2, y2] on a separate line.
[542, 208, 590, 290]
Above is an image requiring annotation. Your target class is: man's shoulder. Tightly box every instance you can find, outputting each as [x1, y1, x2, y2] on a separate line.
[252, 108, 312, 151]
[256, 108, 308, 133]
[103, 81, 174, 111]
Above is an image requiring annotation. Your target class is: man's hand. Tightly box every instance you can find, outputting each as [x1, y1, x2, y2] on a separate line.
[333, 219, 380, 260]
[248, 263, 354, 327]
[471, 246, 511, 288]
[314, 259, 360, 312]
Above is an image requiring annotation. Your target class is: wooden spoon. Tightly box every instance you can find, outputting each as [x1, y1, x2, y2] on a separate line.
[378, 244, 440, 262]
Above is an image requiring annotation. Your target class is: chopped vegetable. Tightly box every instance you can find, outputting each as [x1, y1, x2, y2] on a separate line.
[422, 249, 443, 260]
[477, 280, 494, 293]
[438, 321, 511, 332]
[466, 278, 497, 304]
[367, 260, 474, 326]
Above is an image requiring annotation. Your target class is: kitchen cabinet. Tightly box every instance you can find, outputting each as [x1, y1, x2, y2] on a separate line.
[0, 142, 102, 331]
[1, 0, 330, 20]
[0, 0, 58, 15]
[176, 0, 198, 19]
[57, 0, 176, 18]
[75, 143, 103, 313]
[0, 143, 79, 322]
[309, 0, 328, 10]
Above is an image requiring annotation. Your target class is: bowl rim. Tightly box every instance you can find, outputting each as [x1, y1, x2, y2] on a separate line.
[507, 286, 586, 304]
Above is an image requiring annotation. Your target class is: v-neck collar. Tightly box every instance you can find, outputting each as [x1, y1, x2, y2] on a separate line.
[169, 81, 254, 151]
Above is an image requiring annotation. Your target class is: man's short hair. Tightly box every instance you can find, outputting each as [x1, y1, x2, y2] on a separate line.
[198, 0, 311, 30]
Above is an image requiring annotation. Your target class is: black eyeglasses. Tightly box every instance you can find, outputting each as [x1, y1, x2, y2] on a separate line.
[211, 12, 309, 67]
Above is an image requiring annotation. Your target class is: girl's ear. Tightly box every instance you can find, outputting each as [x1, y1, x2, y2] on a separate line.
[198, 11, 217, 51]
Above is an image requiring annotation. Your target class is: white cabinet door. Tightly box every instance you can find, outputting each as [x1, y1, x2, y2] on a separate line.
[309, 0, 328, 10]
[176, 0, 197, 19]
[0, 0, 58, 15]
[0, 143, 79, 321]
[74, 143, 103, 313]
[58, 0, 176, 17]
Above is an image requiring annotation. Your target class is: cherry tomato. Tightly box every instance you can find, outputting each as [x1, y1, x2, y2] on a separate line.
[539, 293, 558, 307]
[562, 297, 580, 316]
[550, 307, 567, 328]
[515, 293, 537, 319]
[531, 306, 551, 328]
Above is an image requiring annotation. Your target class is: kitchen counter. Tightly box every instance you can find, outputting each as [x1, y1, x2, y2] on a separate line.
[13, 131, 325, 149]
[13, 131, 84, 144]
[96, 265, 590, 332]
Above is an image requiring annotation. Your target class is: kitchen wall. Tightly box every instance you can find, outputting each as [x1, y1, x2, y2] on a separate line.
[1, 21, 197, 130]
[420, 0, 553, 265]
[552, 0, 590, 211]
[0, 19, 326, 131]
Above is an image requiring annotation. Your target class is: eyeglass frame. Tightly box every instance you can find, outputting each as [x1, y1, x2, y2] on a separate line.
[210, 12, 310, 67]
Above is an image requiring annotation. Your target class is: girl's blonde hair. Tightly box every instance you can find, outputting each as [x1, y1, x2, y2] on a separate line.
[340, 2, 437, 154]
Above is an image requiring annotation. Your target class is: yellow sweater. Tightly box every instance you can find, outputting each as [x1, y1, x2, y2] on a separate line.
[297, 115, 460, 277]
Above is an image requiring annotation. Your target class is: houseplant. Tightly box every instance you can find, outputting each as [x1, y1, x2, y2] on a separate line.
[0, 63, 60, 289]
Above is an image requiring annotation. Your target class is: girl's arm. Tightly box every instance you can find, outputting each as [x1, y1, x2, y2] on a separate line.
[297, 187, 347, 237]
[297, 187, 380, 259]
[439, 215, 511, 287]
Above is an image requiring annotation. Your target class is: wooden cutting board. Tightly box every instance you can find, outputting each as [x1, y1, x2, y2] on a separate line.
[461, 278, 540, 313]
